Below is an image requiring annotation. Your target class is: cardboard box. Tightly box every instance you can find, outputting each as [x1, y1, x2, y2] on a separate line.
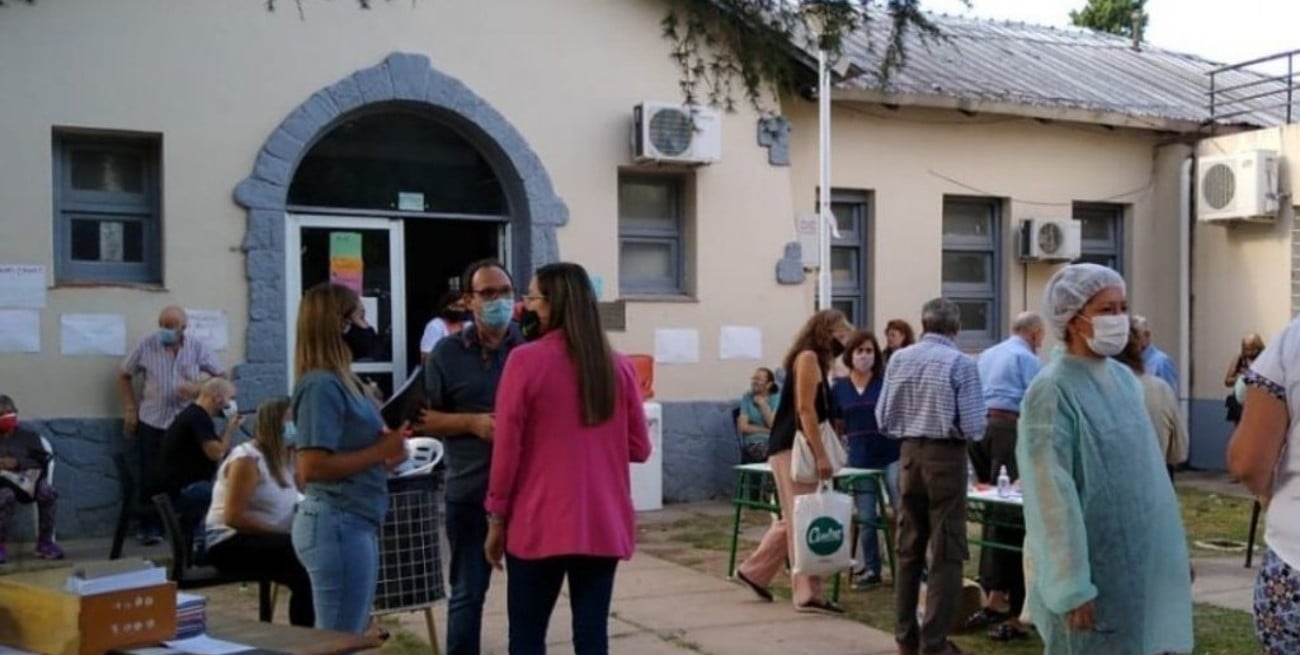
[0, 566, 177, 655]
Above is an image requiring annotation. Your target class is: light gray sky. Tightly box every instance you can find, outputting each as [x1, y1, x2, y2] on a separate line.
[922, 0, 1300, 67]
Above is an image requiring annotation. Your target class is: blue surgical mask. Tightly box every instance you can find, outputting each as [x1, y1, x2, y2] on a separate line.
[157, 328, 182, 346]
[283, 421, 298, 447]
[480, 298, 514, 330]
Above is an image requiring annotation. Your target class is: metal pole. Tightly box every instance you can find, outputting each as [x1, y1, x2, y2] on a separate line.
[817, 46, 832, 311]
[1288, 54, 1294, 124]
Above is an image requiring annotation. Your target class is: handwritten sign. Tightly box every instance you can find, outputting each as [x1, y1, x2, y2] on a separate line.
[0, 265, 46, 308]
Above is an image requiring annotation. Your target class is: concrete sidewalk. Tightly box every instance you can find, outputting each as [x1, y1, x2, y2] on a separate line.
[396, 551, 901, 655]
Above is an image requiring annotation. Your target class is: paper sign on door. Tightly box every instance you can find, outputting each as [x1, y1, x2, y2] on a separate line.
[329, 232, 364, 294]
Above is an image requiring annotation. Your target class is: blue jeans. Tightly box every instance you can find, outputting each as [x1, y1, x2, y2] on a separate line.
[855, 460, 900, 576]
[506, 555, 618, 655]
[292, 497, 379, 634]
[446, 500, 493, 655]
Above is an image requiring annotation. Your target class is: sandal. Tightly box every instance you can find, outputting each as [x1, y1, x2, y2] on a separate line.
[964, 607, 1011, 631]
[988, 620, 1030, 642]
[795, 599, 845, 615]
[736, 571, 773, 602]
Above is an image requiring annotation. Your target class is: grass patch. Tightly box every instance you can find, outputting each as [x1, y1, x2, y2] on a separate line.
[645, 506, 1260, 655]
[1177, 486, 1260, 555]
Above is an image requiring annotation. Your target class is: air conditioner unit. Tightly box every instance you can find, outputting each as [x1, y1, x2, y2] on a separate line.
[1198, 150, 1280, 223]
[632, 102, 721, 165]
[1019, 218, 1082, 262]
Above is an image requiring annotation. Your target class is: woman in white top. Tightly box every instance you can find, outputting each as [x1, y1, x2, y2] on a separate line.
[204, 396, 313, 626]
[418, 290, 472, 358]
[1229, 316, 1300, 653]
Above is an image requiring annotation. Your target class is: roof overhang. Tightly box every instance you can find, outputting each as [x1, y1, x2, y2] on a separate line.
[831, 87, 1207, 134]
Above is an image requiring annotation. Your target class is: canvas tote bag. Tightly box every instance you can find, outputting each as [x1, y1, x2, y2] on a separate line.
[791, 376, 846, 483]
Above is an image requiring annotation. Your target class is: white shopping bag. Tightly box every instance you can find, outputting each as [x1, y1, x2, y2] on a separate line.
[791, 484, 855, 576]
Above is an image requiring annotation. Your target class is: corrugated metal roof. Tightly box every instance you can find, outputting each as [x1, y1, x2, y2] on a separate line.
[833, 13, 1288, 128]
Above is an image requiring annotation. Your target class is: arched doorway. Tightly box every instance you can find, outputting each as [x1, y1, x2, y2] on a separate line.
[285, 106, 511, 396]
[233, 53, 568, 405]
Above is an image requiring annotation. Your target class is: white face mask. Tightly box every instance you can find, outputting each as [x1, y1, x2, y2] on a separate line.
[852, 353, 873, 373]
[1084, 314, 1130, 357]
[222, 399, 239, 420]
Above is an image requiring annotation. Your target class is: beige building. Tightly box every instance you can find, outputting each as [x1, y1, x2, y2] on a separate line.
[0, 1, 1279, 535]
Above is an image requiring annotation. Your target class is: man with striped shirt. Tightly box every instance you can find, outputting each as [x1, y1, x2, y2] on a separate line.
[876, 298, 986, 655]
[117, 306, 225, 545]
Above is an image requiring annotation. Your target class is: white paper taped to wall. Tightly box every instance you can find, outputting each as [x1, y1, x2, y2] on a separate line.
[720, 326, 763, 360]
[0, 310, 40, 353]
[61, 314, 126, 356]
[653, 329, 699, 365]
[361, 297, 380, 327]
[185, 309, 229, 351]
[0, 265, 46, 309]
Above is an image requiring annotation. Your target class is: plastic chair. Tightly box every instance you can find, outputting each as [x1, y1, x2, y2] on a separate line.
[152, 493, 275, 622]
[390, 437, 444, 478]
[33, 436, 54, 541]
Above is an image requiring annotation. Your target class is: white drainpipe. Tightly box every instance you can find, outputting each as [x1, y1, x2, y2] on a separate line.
[1179, 155, 1193, 426]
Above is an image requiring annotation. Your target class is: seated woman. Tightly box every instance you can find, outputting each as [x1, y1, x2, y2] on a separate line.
[204, 396, 314, 627]
[737, 368, 779, 461]
[0, 394, 60, 563]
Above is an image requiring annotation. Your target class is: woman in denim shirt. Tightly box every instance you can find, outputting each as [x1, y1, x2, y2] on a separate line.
[291, 283, 406, 634]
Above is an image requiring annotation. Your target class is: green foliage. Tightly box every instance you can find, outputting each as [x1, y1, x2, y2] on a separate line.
[1069, 0, 1147, 40]
[661, 0, 939, 114]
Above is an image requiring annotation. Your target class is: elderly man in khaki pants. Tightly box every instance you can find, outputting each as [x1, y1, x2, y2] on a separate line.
[876, 298, 987, 655]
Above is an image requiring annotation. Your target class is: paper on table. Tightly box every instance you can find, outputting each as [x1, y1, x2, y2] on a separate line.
[0, 310, 39, 353]
[162, 635, 251, 655]
[185, 309, 229, 352]
[60, 314, 126, 356]
[719, 326, 762, 360]
[653, 329, 699, 364]
[0, 265, 46, 309]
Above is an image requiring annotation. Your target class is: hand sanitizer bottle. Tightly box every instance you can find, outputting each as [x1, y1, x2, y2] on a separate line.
[997, 465, 1012, 498]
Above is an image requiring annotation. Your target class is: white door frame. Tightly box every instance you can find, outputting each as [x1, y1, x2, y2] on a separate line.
[284, 214, 408, 392]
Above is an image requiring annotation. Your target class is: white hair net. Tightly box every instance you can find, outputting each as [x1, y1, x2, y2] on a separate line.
[1042, 263, 1126, 339]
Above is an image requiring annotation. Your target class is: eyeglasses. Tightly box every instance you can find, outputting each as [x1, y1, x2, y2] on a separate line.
[470, 286, 514, 301]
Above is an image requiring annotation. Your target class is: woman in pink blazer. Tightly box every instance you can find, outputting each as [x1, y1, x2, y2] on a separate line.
[484, 261, 652, 655]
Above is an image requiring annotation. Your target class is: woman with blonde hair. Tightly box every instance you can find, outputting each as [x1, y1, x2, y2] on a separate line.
[484, 262, 651, 653]
[290, 283, 406, 634]
[735, 308, 853, 614]
[204, 396, 314, 626]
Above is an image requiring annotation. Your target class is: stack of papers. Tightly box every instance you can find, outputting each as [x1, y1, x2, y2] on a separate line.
[175, 593, 207, 640]
[64, 559, 167, 596]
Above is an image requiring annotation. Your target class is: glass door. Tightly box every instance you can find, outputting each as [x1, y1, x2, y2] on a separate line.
[285, 215, 408, 397]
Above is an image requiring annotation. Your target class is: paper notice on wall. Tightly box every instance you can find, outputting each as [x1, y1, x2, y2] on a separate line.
[0, 310, 40, 353]
[720, 326, 763, 360]
[185, 309, 229, 351]
[653, 329, 699, 365]
[361, 297, 379, 326]
[328, 232, 364, 294]
[0, 265, 46, 309]
[60, 314, 126, 356]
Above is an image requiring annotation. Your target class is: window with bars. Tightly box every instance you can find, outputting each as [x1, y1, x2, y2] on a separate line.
[942, 196, 1002, 349]
[1073, 202, 1125, 276]
[618, 174, 686, 296]
[53, 132, 162, 285]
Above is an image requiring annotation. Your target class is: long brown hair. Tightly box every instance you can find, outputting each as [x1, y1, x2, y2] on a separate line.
[294, 283, 362, 395]
[535, 262, 617, 426]
[254, 396, 292, 489]
[782, 309, 849, 378]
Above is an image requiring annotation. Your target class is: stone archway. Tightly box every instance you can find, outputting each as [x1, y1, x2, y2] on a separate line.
[231, 52, 568, 404]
